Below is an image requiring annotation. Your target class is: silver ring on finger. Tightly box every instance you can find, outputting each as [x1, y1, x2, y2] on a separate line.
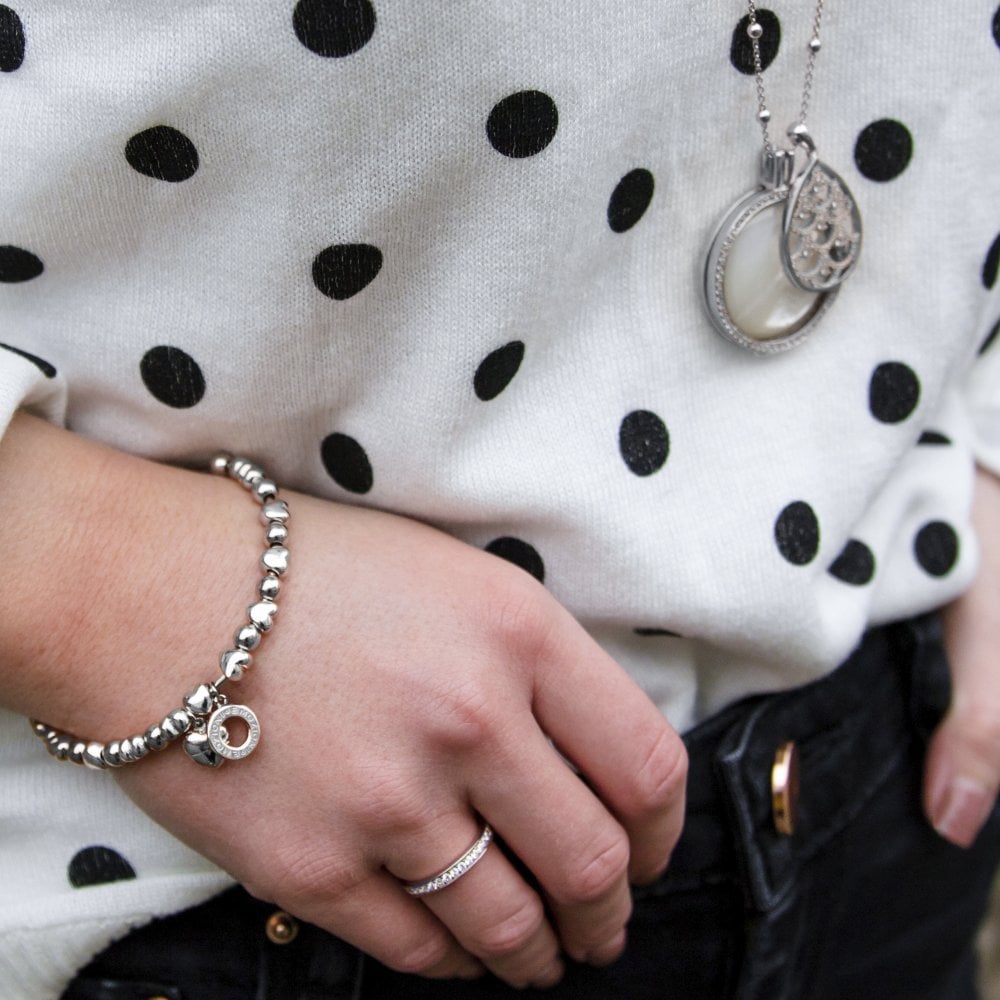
[402, 823, 494, 896]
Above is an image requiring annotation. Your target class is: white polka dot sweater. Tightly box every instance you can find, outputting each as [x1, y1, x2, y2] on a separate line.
[1, 2, 998, 995]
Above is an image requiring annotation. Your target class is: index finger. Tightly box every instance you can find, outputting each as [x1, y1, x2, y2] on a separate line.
[530, 612, 689, 884]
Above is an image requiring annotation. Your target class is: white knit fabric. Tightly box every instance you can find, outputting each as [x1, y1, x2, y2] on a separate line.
[1, 2, 998, 995]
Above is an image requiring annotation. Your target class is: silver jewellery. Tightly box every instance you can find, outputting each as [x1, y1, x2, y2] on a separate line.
[403, 824, 494, 896]
[703, 0, 862, 354]
[30, 453, 289, 770]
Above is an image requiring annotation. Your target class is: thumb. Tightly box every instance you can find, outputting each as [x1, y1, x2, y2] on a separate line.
[924, 571, 1000, 848]
[924, 701, 1000, 849]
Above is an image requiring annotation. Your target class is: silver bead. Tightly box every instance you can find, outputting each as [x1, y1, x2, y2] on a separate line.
[184, 683, 216, 716]
[69, 740, 87, 765]
[248, 600, 278, 632]
[758, 108, 771, 123]
[228, 456, 254, 481]
[265, 521, 288, 546]
[118, 738, 137, 763]
[252, 479, 278, 504]
[102, 741, 124, 767]
[83, 741, 108, 770]
[144, 723, 169, 751]
[209, 453, 232, 476]
[128, 734, 149, 760]
[261, 546, 289, 576]
[259, 574, 281, 601]
[260, 500, 289, 525]
[183, 731, 225, 768]
[747, 21, 763, 39]
[235, 623, 262, 651]
[221, 648, 252, 680]
[238, 464, 265, 488]
[169, 709, 193, 734]
[54, 738, 72, 760]
[809, 35, 821, 52]
[31, 720, 48, 738]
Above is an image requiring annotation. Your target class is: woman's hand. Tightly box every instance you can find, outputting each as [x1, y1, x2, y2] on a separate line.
[0, 414, 688, 990]
[925, 465, 1000, 848]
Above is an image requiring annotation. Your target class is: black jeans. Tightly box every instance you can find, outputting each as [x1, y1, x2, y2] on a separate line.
[63, 615, 1000, 1000]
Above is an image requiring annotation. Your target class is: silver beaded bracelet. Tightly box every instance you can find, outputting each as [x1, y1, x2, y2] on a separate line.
[30, 453, 288, 770]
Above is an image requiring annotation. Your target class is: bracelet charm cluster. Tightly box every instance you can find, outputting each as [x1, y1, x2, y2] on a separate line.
[30, 453, 288, 770]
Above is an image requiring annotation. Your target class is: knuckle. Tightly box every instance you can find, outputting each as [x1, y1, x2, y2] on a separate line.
[560, 832, 630, 905]
[628, 728, 689, 817]
[424, 682, 503, 755]
[481, 574, 558, 669]
[470, 896, 545, 958]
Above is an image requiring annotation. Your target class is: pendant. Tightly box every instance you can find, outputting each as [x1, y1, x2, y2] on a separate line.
[206, 703, 261, 761]
[703, 127, 862, 354]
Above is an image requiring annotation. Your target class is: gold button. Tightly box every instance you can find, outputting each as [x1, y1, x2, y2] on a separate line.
[771, 740, 800, 837]
[265, 910, 299, 945]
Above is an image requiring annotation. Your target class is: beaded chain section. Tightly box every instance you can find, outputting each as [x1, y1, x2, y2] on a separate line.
[30, 453, 288, 770]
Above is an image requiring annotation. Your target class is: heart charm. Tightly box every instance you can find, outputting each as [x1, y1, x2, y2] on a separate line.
[260, 500, 290, 525]
[248, 600, 278, 631]
[183, 683, 215, 716]
[183, 731, 224, 767]
[260, 546, 289, 576]
[220, 648, 252, 680]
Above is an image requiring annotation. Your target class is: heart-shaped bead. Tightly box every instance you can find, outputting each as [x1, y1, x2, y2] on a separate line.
[260, 500, 289, 525]
[261, 546, 289, 576]
[220, 648, 252, 680]
[183, 683, 215, 716]
[183, 731, 224, 768]
[248, 600, 278, 631]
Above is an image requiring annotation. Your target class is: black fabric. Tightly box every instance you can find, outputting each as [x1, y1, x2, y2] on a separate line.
[62, 615, 1000, 1000]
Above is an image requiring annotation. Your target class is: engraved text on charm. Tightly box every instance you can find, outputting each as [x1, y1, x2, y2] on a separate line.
[207, 704, 261, 760]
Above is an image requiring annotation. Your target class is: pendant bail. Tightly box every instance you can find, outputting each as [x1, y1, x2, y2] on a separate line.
[760, 147, 795, 190]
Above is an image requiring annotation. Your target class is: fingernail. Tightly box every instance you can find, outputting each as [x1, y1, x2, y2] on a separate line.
[931, 776, 993, 848]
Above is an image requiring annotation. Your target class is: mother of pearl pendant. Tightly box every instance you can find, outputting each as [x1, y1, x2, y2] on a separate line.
[703, 137, 862, 355]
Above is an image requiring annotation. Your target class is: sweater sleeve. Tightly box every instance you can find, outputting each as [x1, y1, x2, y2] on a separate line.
[0, 342, 66, 438]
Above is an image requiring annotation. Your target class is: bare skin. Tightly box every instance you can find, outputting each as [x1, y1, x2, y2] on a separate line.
[2, 413, 996, 987]
[0, 412, 687, 989]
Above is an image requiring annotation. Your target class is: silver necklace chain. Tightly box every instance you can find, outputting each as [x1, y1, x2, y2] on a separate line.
[746, 0, 825, 155]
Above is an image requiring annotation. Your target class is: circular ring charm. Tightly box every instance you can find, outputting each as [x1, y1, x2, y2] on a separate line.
[207, 704, 261, 760]
[703, 186, 837, 355]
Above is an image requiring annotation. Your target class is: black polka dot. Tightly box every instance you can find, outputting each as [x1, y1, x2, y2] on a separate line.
[730, 9, 781, 75]
[124, 126, 199, 182]
[140, 346, 206, 408]
[828, 539, 875, 586]
[869, 362, 920, 424]
[0, 342, 56, 377]
[619, 410, 669, 476]
[0, 5, 25, 72]
[918, 430, 951, 446]
[320, 432, 373, 493]
[854, 119, 913, 182]
[774, 501, 820, 566]
[68, 846, 136, 888]
[474, 341, 524, 401]
[312, 244, 382, 300]
[981, 317, 999, 356]
[485, 537, 545, 583]
[607, 169, 655, 234]
[914, 521, 959, 578]
[0, 244, 43, 282]
[993, 5, 1000, 48]
[486, 90, 558, 159]
[983, 232, 1000, 291]
[293, 0, 375, 57]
